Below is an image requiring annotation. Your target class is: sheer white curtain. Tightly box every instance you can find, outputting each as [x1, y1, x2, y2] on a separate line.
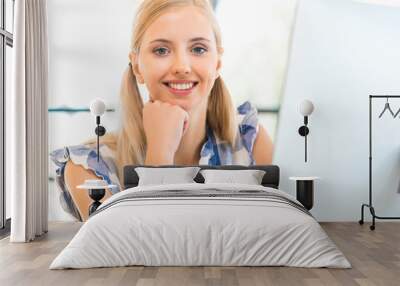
[10, 0, 49, 242]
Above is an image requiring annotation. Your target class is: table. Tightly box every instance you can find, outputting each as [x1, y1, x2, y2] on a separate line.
[77, 181, 117, 216]
[289, 177, 320, 210]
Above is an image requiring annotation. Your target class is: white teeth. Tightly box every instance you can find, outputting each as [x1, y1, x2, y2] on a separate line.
[168, 82, 194, 90]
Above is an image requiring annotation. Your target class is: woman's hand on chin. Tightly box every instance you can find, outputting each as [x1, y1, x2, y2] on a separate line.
[143, 99, 189, 165]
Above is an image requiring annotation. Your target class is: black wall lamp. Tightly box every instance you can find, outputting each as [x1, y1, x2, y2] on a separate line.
[90, 98, 106, 162]
[298, 99, 314, 162]
[77, 98, 117, 216]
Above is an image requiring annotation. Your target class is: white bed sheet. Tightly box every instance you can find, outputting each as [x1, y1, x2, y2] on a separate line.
[50, 183, 351, 269]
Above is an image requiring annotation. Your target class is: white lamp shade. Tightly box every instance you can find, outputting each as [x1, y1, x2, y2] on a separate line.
[299, 99, 314, 116]
[90, 98, 106, 116]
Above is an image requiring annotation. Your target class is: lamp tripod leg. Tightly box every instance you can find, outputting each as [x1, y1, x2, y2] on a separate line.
[359, 204, 365, 225]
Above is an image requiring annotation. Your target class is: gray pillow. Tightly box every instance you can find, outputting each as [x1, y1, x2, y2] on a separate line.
[200, 169, 266, 185]
[135, 167, 201, 186]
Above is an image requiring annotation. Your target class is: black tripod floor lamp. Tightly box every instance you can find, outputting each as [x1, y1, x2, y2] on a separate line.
[359, 95, 400, 230]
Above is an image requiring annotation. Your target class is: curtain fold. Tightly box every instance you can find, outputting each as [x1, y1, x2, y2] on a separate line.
[10, 0, 48, 242]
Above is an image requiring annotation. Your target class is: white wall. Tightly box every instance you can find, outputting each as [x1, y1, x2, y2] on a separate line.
[275, 0, 400, 221]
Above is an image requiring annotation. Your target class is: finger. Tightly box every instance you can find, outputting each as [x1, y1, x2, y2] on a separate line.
[182, 110, 189, 126]
[183, 112, 190, 133]
[182, 109, 189, 122]
[182, 119, 189, 135]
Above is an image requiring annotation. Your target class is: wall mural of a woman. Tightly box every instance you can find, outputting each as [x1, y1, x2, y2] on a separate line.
[47, 0, 297, 221]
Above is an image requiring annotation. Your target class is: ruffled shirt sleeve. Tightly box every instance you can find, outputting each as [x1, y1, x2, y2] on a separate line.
[49, 143, 121, 221]
[234, 100, 260, 165]
[50, 144, 121, 193]
[199, 100, 259, 166]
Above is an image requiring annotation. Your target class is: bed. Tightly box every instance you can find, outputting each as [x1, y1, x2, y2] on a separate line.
[49, 165, 351, 269]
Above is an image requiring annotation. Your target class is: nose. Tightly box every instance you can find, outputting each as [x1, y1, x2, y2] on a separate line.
[172, 51, 191, 75]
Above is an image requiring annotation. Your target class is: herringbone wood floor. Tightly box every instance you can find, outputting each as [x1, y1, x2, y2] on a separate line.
[0, 222, 399, 286]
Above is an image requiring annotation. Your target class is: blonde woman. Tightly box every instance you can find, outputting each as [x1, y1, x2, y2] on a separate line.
[51, 0, 274, 221]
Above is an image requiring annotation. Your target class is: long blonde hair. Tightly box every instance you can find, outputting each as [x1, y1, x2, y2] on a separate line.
[86, 0, 236, 181]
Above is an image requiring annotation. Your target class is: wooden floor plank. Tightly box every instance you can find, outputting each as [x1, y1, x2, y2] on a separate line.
[0, 222, 399, 286]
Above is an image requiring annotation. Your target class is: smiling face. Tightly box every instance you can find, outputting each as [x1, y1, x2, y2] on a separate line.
[130, 5, 222, 113]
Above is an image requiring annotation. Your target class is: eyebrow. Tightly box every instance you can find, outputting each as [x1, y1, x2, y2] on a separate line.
[149, 37, 211, 44]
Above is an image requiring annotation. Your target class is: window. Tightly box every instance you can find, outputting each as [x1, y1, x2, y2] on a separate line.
[215, 0, 297, 140]
[0, 0, 14, 236]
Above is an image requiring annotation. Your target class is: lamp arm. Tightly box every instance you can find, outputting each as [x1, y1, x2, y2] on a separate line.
[305, 133, 307, 162]
[96, 116, 100, 162]
[304, 115, 308, 162]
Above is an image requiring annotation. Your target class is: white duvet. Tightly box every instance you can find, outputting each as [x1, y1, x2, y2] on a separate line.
[50, 183, 351, 269]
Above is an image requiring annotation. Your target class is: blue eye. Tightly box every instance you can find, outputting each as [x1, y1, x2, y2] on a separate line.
[192, 46, 207, 55]
[154, 47, 169, 56]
